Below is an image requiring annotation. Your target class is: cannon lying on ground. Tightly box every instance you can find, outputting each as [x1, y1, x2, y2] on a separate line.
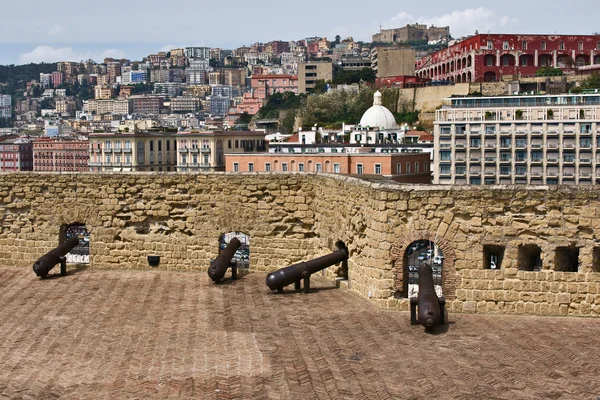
[266, 241, 348, 293]
[208, 238, 241, 283]
[33, 237, 80, 278]
[410, 263, 446, 332]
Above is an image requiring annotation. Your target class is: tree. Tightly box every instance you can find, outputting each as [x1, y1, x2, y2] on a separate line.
[238, 112, 252, 124]
[581, 73, 600, 89]
[31, 84, 42, 97]
[311, 80, 328, 94]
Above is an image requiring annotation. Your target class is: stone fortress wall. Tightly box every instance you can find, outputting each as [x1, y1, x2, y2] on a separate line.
[1, 173, 599, 317]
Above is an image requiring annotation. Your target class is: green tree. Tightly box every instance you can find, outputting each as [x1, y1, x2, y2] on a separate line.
[238, 112, 252, 124]
[311, 80, 328, 94]
[581, 73, 600, 89]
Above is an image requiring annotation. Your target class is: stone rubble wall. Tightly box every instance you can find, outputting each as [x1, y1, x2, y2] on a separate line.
[1, 172, 600, 317]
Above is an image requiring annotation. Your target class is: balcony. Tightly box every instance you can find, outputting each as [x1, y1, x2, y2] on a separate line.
[531, 158, 543, 164]
[580, 172, 592, 177]
[484, 170, 496, 176]
[485, 157, 496, 163]
[580, 158, 592, 164]
[440, 143, 452, 149]
[122, 148, 132, 153]
[94, 148, 102, 154]
[500, 130, 512, 136]
[499, 157, 511, 163]
[439, 159, 452, 164]
[547, 171, 559, 177]
[113, 148, 122, 153]
[469, 157, 481, 162]
[531, 144, 543, 149]
[563, 171, 575, 177]
[531, 130, 543, 136]
[199, 163, 211, 168]
[469, 170, 481, 175]
[469, 130, 480, 136]
[547, 158, 559, 163]
[515, 170, 527, 177]
[547, 143, 559, 149]
[456, 170, 466, 176]
[178, 148, 189, 153]
[515, 143, 527, 149]
[104, 148, 113, 153]
[440, 130, 452, 136]
[515, 158, 527, 163]
[563, 143, 576, 149]
[455, 157, 466, 162]
[547, 130, 559, 136]
[580, 143, 592, 149]
[88, 162, 102, 167]
[531, 171, 543, 177]
[485, 143, 496, 149]
[189, 148, 199, 153]
[500, 170, 511, 177]
[200, 147, 211, 153]
[455, 143, 466, 149]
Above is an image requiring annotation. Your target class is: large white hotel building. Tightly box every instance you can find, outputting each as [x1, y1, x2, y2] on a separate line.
[433, 93, 600, 185]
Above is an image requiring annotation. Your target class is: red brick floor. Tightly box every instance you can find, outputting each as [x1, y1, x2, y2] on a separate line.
[0, 267, 599, 399]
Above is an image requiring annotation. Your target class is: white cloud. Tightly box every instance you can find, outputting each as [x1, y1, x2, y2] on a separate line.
[18, 46, 126, 64]
[48, 26, 65, 36]
[385, 8, 519, 38]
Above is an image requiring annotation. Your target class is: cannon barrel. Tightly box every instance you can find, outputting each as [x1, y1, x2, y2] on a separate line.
[33, 237, 80, 278]
[417, 264, 442, 330]
[208, 237, 241, 282]
[266, 242, 348, 291]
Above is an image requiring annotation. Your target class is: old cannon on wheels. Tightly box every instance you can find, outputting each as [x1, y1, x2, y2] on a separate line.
[266, 241, 348, 293]
[410, 263, 446, 332]
[208, 237, 241, 283]
[33, 236, 80, 279]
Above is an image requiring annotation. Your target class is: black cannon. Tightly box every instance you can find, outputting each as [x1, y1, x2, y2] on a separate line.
[33, 236, 80, 278]
[208, 237, 241, 283]
[410, 263, 446, 332]
[266, 241, 348, 293]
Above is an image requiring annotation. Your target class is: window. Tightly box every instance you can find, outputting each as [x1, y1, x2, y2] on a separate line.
[397, 163, 402, 174]
[503, 56, 509, 66]
[414, 162, 419, 173]
[522, 41, 527, 50]
[487, 40, 493, 49]
[105, 154, 111, 164]
[316, 163, 322, 172]
[265, 162, 271, 172]
[406, 162, 411, 173]
[282, 163, 288, 171]
[233, 162, 239, 172]
[333, 163, 340, 173]
[235, 140, 239, 148]
[149, 140, 154, 152]
[521, 56, 528, 66]
[192, 154, 198, 164]
[248, 162, 254, 172]
[440, 151, 451, 161]
[541, 41, 546, 50]
[440, 165, 451, 174]
[125, 154, 131, 164]
[597, 42, 600, 50]
[181, 154, 187, 164]
[228, 140, 232, 149]
[579, 41, 583, 51]
[104, 140, 111, 150]
[485, 55, 494, 66]
[503, 41, 509, 50]
[298, 163, 304, 171]
[560, 41, 565, 50]
[375, 164, 381, 174]
[356, 164, 363, 174]
[158, 141, 162, 152]
[166, 140, 170, 151]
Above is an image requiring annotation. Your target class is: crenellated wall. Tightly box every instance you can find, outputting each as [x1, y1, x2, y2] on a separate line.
[1, 172, 600, 317]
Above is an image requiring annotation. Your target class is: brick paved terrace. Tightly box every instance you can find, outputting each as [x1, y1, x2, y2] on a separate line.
[1, 267, 599, 400]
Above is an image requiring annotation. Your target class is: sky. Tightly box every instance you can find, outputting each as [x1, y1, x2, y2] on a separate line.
[0, 0, 598, 65]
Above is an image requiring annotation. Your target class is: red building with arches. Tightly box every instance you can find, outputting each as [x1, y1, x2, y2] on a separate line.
[416, 34, 600, 83]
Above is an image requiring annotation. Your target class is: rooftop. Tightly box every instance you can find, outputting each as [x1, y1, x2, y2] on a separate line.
[1, 267, 598, 399]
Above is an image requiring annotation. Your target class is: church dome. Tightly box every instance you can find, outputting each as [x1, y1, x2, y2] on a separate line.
[359, 91, 397, 130]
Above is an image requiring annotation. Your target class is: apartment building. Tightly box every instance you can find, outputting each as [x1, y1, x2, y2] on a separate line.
[130, 96, 164, 114]
[171, 97, 201, 112]
[298, 61, 334, 93]
[251, 74, 298, 99]
[33, 137, 89, 172]
[0, 94, 11, 118]
[370, 46, 415, 78]
[433, 93, 600, 185]
[185, 47, 211, 60]
[94, 86, 114, 100]
[177, 130, 267, 172]
[185, 69, 207, 85]
[0, 139, 33, 171]
[89, 131, 178, 172]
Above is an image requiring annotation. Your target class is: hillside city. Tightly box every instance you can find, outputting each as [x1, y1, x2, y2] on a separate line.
[1, 23, 600, 186]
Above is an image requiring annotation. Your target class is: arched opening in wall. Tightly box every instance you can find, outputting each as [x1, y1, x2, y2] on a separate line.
[467, 55, 472, 68]
[555, 246, 579, 272]
[500, 54, 515, 67]
[60, 224, 90, 264]
[592, 247, 600, 272]
[538, 54, 553, 67]
[519, 54, 534, 67]
[518, 244, 542, 271]
[575, 55, 589, 67]
[397, 239, 443, 298]
[594, 55, 600, 65]
[484, 54, 496, 67]
[219, 232, 250, 269]
[456, 75, 462, 83]
[325, 160, 330, 172]
[483, 244, 505, 269]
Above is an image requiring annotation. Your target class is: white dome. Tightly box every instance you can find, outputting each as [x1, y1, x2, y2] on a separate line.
[359, 91, 397, 130]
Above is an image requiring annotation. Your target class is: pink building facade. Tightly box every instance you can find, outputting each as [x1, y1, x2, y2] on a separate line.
[416, 34, 600, 83]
